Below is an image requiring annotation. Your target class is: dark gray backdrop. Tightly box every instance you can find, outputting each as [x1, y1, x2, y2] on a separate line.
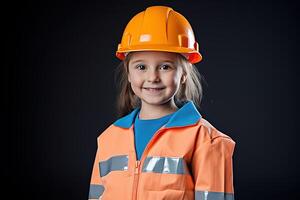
[8, 0, 299, 199]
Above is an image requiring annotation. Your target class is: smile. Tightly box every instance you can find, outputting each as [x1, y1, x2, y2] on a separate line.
[143, 87, 165, 92]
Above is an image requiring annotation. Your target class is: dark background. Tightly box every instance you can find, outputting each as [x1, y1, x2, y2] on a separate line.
[7, 0, 299, 199]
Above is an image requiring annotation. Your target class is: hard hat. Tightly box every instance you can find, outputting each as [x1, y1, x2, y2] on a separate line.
[116, 6, 202, 64]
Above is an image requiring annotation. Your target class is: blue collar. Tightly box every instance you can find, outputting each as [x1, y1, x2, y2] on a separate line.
[113, 101, 201, 129]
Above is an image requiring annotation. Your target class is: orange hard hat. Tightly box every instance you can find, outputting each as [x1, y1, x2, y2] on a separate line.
[116, 6, 202, 64]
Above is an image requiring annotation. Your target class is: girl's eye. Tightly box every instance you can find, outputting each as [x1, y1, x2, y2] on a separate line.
[136, 64, 146, 70]
[160, 64, 171, 70]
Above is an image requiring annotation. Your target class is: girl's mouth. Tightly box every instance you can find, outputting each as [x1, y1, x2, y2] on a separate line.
[143, 87, 165, 92]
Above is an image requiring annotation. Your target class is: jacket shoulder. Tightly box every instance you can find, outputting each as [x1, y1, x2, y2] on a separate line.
[197, 117, 235, 145]
[195, 118, 236, 158]
[96, 124, 122, 142]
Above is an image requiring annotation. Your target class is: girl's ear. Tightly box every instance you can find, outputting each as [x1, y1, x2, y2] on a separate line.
[181, 74, 187, 84]
[128, 74, 131, 83]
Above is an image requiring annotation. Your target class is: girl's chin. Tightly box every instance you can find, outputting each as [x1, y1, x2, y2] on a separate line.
[140, 98, 174, 106]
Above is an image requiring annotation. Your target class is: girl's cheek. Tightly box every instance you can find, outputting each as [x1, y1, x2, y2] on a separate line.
[131, 77, 143, 86]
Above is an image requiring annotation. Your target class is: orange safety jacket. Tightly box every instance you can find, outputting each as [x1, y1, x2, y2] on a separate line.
[88, 101, 235, 200]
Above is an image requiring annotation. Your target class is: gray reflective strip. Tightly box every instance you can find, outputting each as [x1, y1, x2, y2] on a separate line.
[89, 184, 104, 199]
[195, 191, 234, 200]
[99, 155, 128, 177]
[142, 156, 188, 174]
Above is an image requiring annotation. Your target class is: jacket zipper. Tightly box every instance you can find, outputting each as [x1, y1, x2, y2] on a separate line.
[132, 128, 166, 200]
[132, 160, 141, 200]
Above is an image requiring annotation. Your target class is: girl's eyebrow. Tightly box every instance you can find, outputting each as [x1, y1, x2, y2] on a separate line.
[130, 59, 144, 64]
[160, 60, 175, 64]
[130, 60, 175, 64]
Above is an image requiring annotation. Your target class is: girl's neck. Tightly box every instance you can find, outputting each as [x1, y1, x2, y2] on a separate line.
[139, 100, 178, 120]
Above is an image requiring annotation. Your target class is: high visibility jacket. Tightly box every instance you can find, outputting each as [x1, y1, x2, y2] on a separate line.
[88, 101, 235, 200]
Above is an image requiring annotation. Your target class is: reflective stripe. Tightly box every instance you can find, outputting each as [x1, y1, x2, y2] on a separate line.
[195, 191, 234, 200]
[88, 184, 104, 199]
[99, 155, 128, 177]
[142, 156, 188, 174]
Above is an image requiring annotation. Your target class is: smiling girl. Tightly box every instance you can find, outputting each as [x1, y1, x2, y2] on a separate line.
[88, 5, 235, 200]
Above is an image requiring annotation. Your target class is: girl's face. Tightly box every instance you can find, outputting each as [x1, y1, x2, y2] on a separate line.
[128, 51, 186, 107]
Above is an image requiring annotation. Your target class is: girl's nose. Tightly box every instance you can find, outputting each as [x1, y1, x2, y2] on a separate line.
[146, 69, 160, 82]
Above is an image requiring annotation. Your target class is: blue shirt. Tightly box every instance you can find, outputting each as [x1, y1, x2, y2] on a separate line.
[134, 111, 174, 160]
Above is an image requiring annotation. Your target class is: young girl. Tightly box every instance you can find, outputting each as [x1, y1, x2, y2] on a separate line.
[88, 5, 235, 200]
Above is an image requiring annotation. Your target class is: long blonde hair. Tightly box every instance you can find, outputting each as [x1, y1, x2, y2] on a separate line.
[114, 52, 203, 117]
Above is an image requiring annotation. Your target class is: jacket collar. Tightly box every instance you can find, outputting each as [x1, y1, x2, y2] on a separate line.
[113, 101, 201, 129]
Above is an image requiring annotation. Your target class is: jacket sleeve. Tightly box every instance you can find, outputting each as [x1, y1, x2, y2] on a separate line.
[88, 137, 105, 200]
[191, 126, 236, 200]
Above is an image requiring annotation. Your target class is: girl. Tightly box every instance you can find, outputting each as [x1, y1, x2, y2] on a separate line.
[88, 5, 235, 200]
